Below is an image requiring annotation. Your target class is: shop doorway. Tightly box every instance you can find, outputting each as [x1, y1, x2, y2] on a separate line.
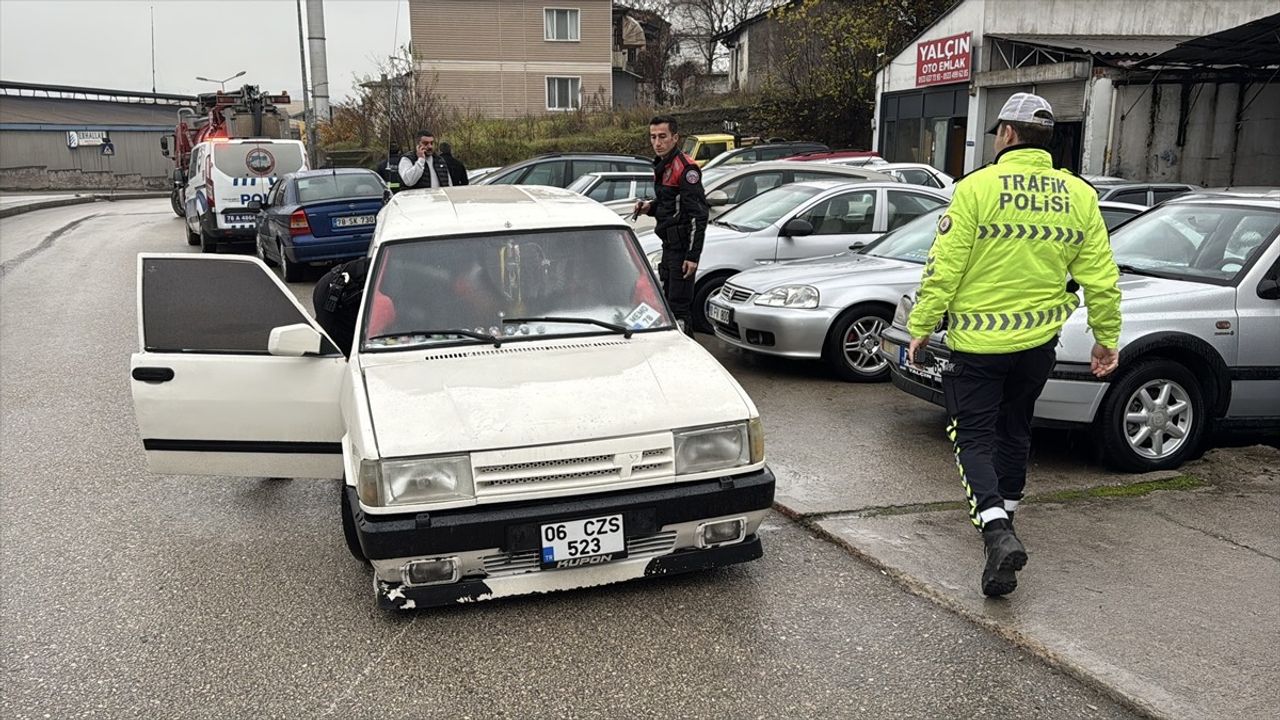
[1049, 121, 1082, 173]
[945, 117, 967, 177]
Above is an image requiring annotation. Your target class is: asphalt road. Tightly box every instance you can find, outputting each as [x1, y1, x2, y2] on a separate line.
[0, 200, 1138, 718]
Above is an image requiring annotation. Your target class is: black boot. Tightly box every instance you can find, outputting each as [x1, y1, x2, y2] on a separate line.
[981, 518, 1027, 597]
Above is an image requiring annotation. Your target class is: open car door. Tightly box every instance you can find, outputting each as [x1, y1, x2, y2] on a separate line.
[130, 254, 346, 479]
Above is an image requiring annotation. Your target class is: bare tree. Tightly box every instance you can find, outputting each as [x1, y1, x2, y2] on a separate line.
[674, 0, 774, 74]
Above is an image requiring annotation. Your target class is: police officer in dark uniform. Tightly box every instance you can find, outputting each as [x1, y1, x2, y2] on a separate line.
[397, 130, 452, 190]
[633, 115, 708, 335]
[312, 256, 371, 356]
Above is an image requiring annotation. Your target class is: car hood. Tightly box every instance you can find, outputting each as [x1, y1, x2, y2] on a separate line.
[727, 253, 919, 291]
[360, 333, 754, 458]
[638, 222, 753, 253]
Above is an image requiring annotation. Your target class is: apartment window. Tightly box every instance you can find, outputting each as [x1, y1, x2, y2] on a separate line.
[544, 8, 580, 41]
[546, 76, 581, 111]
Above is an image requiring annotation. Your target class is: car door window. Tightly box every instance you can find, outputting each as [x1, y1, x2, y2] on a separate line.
[484, 168, 526, 185]
[521, 160, 568, 187]
[615, 160, 653, 174]
[696, 142, 727, 161]
[1100, 207, 1139, 231]
[898, 168, 940, 187]
[1111, 189, 1149, 205]
[886, 190, 946, 230]
[188, 147, 202, 179]
[268, 179, 287, 206]
[718, 171, 784, 204]
[571, 159, 613, 182]
[588, 178, 630, 202]
[141, 256, 335, 354]
[1152, 187, 1191, 205]
[790, 170, 850, 184]
[797, 190, 877, 235]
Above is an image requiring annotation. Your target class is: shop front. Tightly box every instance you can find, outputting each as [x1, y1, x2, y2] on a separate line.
[877, 32, 972, 177]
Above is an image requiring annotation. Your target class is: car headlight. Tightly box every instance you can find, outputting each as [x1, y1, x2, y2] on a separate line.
[357, 455, 474, 507]
[674, 419, 764, 476]
[754, 285, 819, 309]
[893, 294, 913, 326]
[646, 249, 663, 270]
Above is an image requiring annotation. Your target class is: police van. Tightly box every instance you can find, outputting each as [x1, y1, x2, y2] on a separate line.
[183, 138, 307, 253]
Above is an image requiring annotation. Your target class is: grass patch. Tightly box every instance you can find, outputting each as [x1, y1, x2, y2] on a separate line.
[1028, 474, 1205, 504]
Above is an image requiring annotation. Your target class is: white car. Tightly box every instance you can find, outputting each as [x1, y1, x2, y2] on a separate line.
[182, 138, 308, 252]
[639, 180, 950, 331]
[129, 186, 774, 609]
[874, 163, 955, 191]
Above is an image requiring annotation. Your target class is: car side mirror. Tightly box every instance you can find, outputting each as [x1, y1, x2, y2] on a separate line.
[247, 200, 264, 212]
[268, 323, 322, 357]
[383, 189, 392, 203]
[159, 136, 170, 157]
[782, 218, 814, 237]
[171, 169, 184, 183]
[848, 241, 867, 251]
[706, 190, 730, 207]
[1258, 278, 1280, 300]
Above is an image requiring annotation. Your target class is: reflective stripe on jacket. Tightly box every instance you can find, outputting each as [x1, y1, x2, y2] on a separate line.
[907, 147, 1121, 354]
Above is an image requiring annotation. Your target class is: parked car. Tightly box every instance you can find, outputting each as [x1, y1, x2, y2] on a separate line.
[707, 201, 1147, 382]
[467, 166, 501, 183]
[129, 185, 775, 609]
[566, 171, 653, 204]
[250, 168, 388, 282]
[880, 189, 1280, 472]
[783, 149, 882, 163]
[702, 141, 829, 170]
[875, 163, 955, 190]
[182, 138, 308, 253]
[477, 153, 652, 188]
[618, 161, 897, 234]
[1084, 177, 1199, 206]
[640, 180, 949, 332]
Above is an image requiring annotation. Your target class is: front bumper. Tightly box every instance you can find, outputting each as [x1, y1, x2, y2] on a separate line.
[352, 468, 776, 609]
[708, 296, 836, 359]
[879, 326, 1108, 426]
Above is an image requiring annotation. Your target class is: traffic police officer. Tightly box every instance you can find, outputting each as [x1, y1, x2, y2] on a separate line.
[634, 115, 708, 335]
[907, 93, 1122, 597]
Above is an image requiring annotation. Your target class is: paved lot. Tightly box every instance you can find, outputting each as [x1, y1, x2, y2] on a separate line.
[0, 200, 1145, 718]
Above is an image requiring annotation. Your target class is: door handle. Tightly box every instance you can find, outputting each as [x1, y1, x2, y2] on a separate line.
[132, 367, 175, 383]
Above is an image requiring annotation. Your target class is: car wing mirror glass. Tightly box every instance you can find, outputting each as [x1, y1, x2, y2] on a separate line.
[247, 199, 264, 212]
[171, 169, 184, 183]
[1258, 277, 1280, 300]
[782, 218, 814, 237]
[267, 323, 322, 357]
[706, 190, 729, 206]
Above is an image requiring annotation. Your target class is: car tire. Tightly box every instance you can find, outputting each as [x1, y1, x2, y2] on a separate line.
[171, 188, 186, 218]
[692, 275, 729, 334]
[279, 240, 302, 282]
[1094, 358, 1206, 472]
[257, 234, 277, 267]
[199, 227, 215, 253]
[340, 484, 370, 564]
[824, 304, 893, 382]
[185, 221, 200, 246]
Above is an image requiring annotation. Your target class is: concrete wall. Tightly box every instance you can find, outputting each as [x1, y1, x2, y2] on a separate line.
[1110, 80, 1280, 186]
[0, 129, 171, 189]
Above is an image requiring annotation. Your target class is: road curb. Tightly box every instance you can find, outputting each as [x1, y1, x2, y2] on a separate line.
[0, 193, 167, 219]
[772, 498, 1167, 720]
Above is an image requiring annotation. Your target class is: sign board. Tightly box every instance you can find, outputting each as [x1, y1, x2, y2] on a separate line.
[916, 32, 971, 88]
[67, 130, 109, 148]
[101, 142, 115, 157]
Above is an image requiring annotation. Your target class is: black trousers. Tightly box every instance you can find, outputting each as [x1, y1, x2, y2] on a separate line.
[656, 227, 694, 332]
[941, 337, 1057, 529]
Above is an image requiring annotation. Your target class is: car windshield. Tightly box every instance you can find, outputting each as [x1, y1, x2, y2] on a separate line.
[861, 207, 945, 264]
[701, 167, 733, 186]
[716, 185, 826, 232]
[1109, 203, 1279, 284]
[296, 172, 384, 203]
[361, 228, 673, 350]
[565, 174, 596, 194]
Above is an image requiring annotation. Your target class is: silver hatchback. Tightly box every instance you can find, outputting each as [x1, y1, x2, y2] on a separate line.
[880, 190, 1280, 472]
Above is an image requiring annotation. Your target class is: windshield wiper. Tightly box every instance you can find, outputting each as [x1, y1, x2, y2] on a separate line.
[504, 316, 634, 339]
[1115, 263, 1165, 278]
[367, 329, 501, 347]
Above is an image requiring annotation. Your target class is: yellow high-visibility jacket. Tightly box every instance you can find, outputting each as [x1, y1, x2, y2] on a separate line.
[908, 147, 1121, 354]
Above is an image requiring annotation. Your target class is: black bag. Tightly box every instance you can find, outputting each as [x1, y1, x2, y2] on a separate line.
[312, 257, 371, 356]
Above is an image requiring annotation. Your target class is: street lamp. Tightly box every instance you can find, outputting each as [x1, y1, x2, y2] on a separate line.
[196, 70, 247, 92]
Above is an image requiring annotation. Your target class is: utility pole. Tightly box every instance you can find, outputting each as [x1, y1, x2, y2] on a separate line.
[296, 0, 317, 167]
[306, 0, 331, 123]
[150, 6, 156, 93]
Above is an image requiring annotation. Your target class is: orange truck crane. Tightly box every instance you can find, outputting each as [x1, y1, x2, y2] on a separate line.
[160, 84, 293, 218]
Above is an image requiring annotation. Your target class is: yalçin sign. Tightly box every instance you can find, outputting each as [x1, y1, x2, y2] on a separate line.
[916, 32, 971, 88]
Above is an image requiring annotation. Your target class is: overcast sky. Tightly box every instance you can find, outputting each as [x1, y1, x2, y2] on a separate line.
[0, 0, 410, 102]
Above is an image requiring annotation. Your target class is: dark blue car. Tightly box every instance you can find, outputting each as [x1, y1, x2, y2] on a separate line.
[251, 168, 388, 281]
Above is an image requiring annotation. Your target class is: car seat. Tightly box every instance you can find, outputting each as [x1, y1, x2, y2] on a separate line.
[817, 197, 851, 234]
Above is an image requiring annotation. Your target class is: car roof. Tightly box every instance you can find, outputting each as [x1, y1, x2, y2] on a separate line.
[1163, 187, 1280, 206]
[790, 179, 946, 195]
[376, 185, 629, 246]
[1084, 175, 1129, 186]
[1097, 200, 1147, 213]
[712, 161, 895, 182]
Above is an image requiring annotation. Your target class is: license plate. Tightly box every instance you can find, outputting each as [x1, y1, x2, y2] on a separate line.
[540, 514, 626, 568]
[225, 214, 254, 224]
[333, 215, 376, 228]
[707, 302, 733, 325]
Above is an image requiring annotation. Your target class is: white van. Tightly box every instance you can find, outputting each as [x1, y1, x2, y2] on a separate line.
[132, 186, 775, 609]
[183, 138, 307, 252]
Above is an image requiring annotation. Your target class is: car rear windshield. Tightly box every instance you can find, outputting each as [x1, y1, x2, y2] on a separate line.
[296, 172, 384, 203]
[1109, 203, 1279, 284]
[213, 142, 305, 178]
[361, 228, 672, 350]
[862, 207, 945, 264]
[716, 185, 826, 232]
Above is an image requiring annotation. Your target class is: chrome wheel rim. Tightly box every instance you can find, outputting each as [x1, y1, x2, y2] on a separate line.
[1123, 379, 1193, 459]
[843, 316, 888, 374]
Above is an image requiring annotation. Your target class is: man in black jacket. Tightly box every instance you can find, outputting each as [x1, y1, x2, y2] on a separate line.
[397, 130, 451, 190]
[312, 256, 370, 356]
[439, 141, 469, 186]
[633, 115, 708, 335]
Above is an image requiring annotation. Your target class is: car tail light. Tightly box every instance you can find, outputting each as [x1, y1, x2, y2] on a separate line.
[289, 209, 311, 236]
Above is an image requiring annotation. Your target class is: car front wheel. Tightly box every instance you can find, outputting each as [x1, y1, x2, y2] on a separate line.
[1095, 358, 1206, 472]
[825, 304, 892, 382]
[692, 276, 729, 334]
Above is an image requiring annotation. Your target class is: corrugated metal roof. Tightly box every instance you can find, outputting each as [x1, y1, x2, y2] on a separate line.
[1143, 12, 1280, 68]
[0, 96, 182, 127]
[987, 34, 1194, 59]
